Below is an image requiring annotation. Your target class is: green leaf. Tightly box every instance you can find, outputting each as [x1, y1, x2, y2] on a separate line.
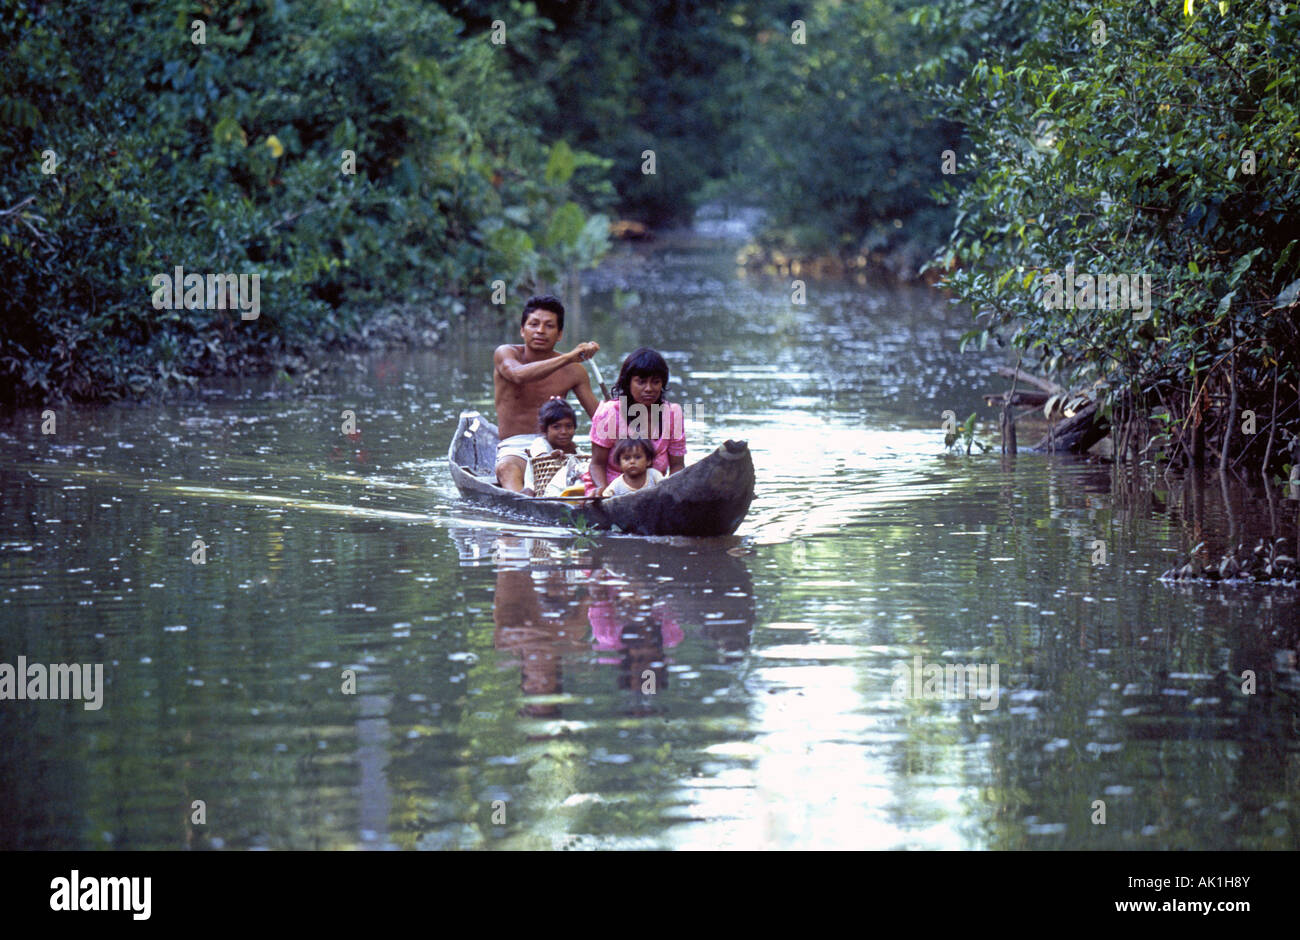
[543, 201, 584, 250]
[1274, 278, 1300, 309]
[213, 116, 246, 147]
[544, 141, 577, 186]
[331, 117, 358, 151]
[573, 213, 610, 267]
[502, 206, 530, 225]
[1214, 290, 1235, 319]
[1227, 247, 1263, 287]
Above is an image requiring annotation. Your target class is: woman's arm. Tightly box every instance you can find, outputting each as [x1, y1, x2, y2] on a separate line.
[666, 404, 686, 475]
[589, 443, 611, 491]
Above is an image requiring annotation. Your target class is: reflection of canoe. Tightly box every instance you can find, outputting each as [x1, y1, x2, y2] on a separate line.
[448, 411, 755, 536]
[448, 526, 755, 652]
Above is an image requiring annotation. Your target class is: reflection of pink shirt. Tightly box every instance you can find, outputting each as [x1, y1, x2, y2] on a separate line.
[589, 399, 687, 481]
[589, 602, 684, 651]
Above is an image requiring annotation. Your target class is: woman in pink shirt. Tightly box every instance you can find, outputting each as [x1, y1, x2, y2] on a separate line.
[586, 347, 687, 496]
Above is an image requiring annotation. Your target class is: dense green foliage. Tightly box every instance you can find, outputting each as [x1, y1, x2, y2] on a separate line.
[726, 1, 962, 262]
[442, 0, 749, 227]
[2, 0, 961, 402]
[1, 0, 610, 401]
[911, 0, 1300, 474]
[445, 0, 959, 255]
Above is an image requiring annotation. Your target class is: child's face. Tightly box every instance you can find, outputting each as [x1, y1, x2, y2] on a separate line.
[619, 447, 649, 477]
[545, 417, 576, 450]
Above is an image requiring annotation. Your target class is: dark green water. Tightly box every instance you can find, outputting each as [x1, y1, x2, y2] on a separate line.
[2, 233, 1297, 849]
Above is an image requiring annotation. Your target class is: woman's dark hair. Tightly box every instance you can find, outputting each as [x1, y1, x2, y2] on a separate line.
[522, 295, 565, 332]
[610, 436, 656, 465]
[612, 347, 670, 403]
[537, 398, 576, 432]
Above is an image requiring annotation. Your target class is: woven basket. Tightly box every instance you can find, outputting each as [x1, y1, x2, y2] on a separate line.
[530, 452, 590, 494]
[530, 454, 567, 492]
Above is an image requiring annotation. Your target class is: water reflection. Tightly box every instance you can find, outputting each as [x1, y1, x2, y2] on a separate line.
[490, 541, 594, 719]
[453, 528, 753, 722]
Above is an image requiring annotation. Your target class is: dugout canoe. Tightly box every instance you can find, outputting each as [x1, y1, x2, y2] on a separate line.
[447, 411, 755, 536]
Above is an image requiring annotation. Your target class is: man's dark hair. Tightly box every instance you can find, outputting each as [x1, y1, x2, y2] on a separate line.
[537, 398, 577, 432]
[522, 295, 565, 332]
[610, 436, 656, 465]
[612, 347, 670, 402]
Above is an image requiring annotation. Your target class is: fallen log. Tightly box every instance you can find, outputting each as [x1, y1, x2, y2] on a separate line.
[996, 366, 1063, 395]
[983, 390, 1051, 408]
[985, 366, 1110, 454]
[1030, 401, 1110, 454]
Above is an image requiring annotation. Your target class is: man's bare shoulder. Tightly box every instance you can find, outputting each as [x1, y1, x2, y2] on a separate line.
[561, 359, 591, 383]
[494, 344, 525, 363]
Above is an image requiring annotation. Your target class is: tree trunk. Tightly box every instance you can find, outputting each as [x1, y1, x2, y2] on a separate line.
[1000, 401, 1018, 454]
[1030, 402, 1110, 454]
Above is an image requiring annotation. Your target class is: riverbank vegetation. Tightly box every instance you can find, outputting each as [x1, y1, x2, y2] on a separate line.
[912, 0, 1299, 480]
[1, 0, 612, 403]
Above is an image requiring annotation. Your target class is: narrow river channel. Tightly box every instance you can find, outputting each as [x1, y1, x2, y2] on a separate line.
[2, 229, 1297, 850]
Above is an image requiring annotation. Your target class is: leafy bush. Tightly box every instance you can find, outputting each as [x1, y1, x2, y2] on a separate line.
[1, 0, 609, 402]
[912, 0, 1300, 472]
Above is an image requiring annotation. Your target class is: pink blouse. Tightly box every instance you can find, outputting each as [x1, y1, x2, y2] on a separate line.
[588, 398, 687, 481]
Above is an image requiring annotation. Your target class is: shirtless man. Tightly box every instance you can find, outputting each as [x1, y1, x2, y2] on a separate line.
[493, 295, 600, 491]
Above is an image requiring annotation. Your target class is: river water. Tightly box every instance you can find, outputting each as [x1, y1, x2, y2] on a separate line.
[2, 232, 1297, 850]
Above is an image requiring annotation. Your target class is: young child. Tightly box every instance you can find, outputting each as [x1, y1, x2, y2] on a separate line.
[601, 437, 663, 497]
[523, 399, 588, 497]
[586, 347, 687, 496]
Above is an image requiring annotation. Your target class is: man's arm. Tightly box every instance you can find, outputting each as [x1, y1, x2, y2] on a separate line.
[572, 367, 601, 417]
[495, 342, 599, 386]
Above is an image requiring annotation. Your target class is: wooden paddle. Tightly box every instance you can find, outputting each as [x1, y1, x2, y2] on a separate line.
[590, 357, 612, 401]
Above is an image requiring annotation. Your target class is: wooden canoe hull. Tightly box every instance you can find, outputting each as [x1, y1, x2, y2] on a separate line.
[447, 411, 755, 536]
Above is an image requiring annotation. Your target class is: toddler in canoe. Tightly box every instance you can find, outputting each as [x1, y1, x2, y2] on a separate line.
[601, 438, 664, 497]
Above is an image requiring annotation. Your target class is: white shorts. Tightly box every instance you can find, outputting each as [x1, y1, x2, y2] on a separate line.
[495, 433, 535, 465]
